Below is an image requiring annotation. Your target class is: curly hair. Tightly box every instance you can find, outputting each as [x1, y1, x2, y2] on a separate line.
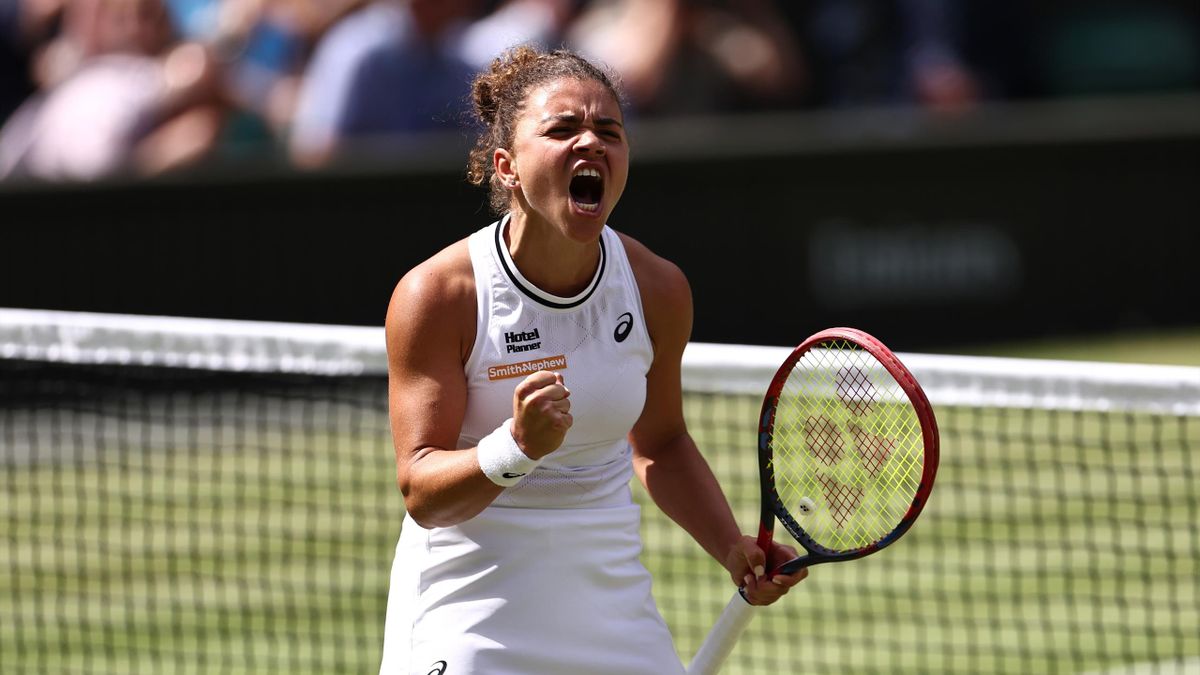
[466, 46, 624, 215]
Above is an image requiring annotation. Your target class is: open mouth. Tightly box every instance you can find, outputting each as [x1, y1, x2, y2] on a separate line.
[569, 167, 604, 213]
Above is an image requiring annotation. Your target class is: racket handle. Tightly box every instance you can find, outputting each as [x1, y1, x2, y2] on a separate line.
[687, 590, 759, 674]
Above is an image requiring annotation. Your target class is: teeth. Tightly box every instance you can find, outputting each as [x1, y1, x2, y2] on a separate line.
[570, 166, 602, 212]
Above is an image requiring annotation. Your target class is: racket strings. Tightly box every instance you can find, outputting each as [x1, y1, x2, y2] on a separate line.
[770, 341, 925, 552]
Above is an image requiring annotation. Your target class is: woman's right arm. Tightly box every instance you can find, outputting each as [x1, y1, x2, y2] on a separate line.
[386, 244, 505, 528]
[386, 243, 571, 528]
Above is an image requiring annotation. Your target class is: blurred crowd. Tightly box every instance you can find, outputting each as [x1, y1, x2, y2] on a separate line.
[0, 0, 1196, 181]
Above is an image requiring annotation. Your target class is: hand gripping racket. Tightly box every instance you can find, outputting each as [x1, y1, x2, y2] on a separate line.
[688, 327, 939, 674]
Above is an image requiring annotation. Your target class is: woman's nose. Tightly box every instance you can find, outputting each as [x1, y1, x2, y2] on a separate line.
[574, 131, 606, 155]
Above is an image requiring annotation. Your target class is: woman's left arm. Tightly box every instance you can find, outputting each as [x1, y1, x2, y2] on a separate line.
[625, 237, 805, 605]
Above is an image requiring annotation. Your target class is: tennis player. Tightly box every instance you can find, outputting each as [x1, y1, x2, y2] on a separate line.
[378, 46, 806, 674]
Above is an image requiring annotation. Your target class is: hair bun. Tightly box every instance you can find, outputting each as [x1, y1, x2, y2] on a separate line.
[472, 75, 499, 127]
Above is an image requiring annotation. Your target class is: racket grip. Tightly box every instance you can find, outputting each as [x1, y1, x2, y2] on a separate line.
[686, 590, 759, 674]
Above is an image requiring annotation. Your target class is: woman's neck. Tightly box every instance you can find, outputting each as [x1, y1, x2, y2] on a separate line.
[504, 211, 602, 298]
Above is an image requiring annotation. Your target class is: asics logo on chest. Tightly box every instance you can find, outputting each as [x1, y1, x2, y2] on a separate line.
[614, 312, 634, 343]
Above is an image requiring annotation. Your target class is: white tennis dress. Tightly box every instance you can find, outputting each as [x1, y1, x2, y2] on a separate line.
[378, 216, 686, 674]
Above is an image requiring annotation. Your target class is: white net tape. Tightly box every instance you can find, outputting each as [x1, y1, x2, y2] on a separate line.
[3, 308, 1198, 415]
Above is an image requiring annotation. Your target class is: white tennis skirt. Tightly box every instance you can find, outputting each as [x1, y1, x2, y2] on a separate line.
[378, 502, 685, 675]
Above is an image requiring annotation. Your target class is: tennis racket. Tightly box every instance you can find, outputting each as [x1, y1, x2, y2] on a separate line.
[688, 327, 939, 674]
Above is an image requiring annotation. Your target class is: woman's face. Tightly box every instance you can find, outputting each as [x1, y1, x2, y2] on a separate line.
[503, 77, 629, 243]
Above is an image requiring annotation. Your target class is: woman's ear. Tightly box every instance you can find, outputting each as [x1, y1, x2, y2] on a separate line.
[494, 148, 518, 188]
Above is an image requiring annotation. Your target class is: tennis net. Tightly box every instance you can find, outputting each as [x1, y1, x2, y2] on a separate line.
[2, 308, 1197, 674]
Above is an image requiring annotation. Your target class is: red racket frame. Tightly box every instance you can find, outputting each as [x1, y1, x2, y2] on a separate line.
[756, 327, 940, 575]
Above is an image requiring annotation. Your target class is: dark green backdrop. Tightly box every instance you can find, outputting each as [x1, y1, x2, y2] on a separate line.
[3, 117, 1196, 351]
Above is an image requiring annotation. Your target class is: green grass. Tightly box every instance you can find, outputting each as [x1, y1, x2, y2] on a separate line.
[2, 373, 1198, 674]
[664, 395, 1199, 674]
[951, 327, 1200, 366]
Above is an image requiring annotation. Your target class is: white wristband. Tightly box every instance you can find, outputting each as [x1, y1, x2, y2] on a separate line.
[477, 418, 540, 487]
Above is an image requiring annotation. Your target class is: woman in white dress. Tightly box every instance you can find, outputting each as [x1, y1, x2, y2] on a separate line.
[378, 45, 806, 675]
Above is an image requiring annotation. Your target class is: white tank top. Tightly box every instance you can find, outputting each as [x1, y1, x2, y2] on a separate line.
[461, 215, 654, 509]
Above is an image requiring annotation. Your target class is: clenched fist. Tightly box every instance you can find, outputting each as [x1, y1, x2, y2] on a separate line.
[511, 371, 572, 460]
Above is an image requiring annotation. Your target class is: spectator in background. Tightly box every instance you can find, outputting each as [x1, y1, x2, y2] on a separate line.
[164, 0, 365, 147]
[288, 0, 573, 168]
[0, 0, 62, 125]
[0, 0, 225, 180]
[568, 0, 808, 114]
[777, 0, 980, 111]
[287, 0, 477, 168]
[458, 0, 575, 72]
[898, 0, 979, 110]
[566, 0, 683, 111]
